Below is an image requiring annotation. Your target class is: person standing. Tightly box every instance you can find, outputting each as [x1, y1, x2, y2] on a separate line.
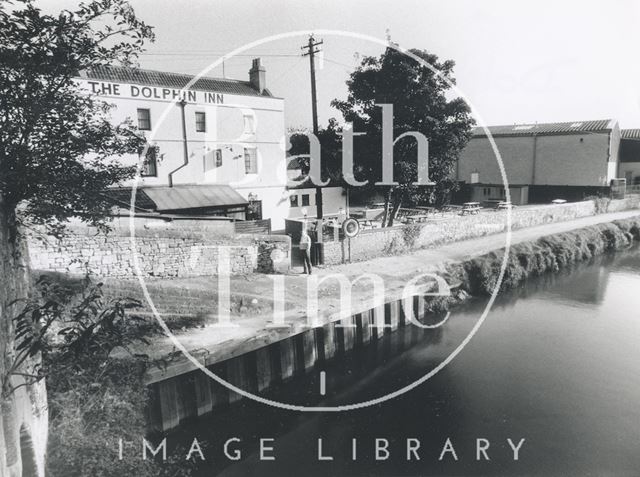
[299, 227, 313, 274]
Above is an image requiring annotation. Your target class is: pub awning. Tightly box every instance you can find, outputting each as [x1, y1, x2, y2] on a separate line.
[106, 184, 248, 213]
[142, 185, 248, 212]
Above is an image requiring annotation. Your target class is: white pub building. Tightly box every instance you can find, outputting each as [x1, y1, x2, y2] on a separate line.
[75, 59, 290, 229]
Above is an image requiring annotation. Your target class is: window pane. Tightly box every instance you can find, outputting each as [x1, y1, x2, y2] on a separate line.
[195, 112, 206, 132]
[301, 194, 310, 206]
[141, 145, 157, 176]
[204, 148, 222, 171]
[137, 109, 151, 130]
[290, 195, 298, 207]
[244, 148, 257, 174]
[243, 114, 256, 134]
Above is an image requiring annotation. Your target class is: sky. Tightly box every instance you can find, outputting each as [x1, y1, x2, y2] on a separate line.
[38, 0, 640, 130]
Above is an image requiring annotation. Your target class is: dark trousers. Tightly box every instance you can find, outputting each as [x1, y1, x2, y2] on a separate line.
[300, 248, 312, 274]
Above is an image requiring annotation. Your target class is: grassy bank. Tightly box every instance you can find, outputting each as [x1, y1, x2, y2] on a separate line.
[449, 217, 640, 296]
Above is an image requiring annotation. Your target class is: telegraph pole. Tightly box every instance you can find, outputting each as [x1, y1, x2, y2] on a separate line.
[302, 35, 324, 219]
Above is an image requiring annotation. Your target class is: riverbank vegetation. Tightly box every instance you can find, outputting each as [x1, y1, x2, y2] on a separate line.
[453, 217, 640, 296]
[13, 275, 189, 476]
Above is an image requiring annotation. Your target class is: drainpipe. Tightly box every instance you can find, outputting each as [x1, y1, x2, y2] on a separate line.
[531, 130, 538, 185]
[168, 98, 189, 187]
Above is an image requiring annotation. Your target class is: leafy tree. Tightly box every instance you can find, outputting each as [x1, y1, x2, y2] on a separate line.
[0, 0, 154, 236]
[0, 1, 154, 474]
[332, 47, 475, 226]
[287, 119, 343, 185]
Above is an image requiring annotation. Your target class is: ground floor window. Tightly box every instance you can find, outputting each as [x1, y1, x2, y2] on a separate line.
[141, 145, 158, 177]
[204, 148, 222, 171]
[244, 148, 257, 174]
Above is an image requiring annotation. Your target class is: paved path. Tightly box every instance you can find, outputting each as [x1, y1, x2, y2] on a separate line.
[317, 209, 640, 278]
[134, 209, 640, 381]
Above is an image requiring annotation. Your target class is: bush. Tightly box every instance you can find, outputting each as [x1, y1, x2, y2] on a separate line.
[47, 360, 193, 477]
[459, 217, 640, 295]
[11, 275, 192, 476]
[585, 195, 611, 214]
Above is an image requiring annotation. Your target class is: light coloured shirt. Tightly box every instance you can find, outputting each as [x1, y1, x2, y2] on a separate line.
[299, 231, 312, 251]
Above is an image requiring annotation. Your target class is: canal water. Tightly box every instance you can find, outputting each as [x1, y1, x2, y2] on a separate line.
[168, 245, 640, 476]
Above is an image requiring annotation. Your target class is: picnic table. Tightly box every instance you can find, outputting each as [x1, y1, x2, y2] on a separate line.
[403, 214, 430, 224]
[461, 202, 481, 215]
[496, 201, 512, 210]
[483, 199, 503, 208]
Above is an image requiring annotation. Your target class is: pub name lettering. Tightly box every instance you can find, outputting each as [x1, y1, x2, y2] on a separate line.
[86, 81, 224, 104]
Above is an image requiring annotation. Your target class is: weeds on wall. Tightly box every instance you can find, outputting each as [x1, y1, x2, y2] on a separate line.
[383, 224, 425, 256]
[585, 195, 612, 214]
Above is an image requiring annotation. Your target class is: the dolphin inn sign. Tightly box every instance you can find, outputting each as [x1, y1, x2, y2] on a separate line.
[75, 60, 291, 230]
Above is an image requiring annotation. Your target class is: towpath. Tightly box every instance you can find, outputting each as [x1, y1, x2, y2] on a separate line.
[122, 209, 639, 381]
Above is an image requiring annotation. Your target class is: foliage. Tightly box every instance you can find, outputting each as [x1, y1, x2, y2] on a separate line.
[0, 0, 155, 235]
[9, 275, 192, 476]
[47, 358, 194, 477]
[401, 224, 423, 248]
[4, 275, 151, 395]
[331, 47, 475, 225]
[287, 118, 343, 185]
[461, 218, 640, 295]
[584, 195, 611, 214]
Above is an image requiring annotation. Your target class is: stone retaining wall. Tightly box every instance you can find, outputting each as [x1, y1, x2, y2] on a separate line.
[28, 224, 290, 278]
[323, 197, 640, 265]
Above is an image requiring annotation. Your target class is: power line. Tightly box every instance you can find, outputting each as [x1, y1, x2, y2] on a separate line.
[322, 57, 357, 71]
[139, 52, 300, 57]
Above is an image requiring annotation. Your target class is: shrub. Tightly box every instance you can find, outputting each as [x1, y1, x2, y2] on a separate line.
[458, 218, 640, 295]
[11, 276, 192, 476]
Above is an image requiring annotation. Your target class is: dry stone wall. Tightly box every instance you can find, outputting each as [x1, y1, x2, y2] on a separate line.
[29, 224, 290, 278]
[323, 197, 640, 265]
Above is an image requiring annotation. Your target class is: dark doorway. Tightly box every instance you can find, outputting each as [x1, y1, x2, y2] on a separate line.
[246, 199, 263, 220]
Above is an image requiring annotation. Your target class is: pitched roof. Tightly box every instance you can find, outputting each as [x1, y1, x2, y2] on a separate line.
[105, 185, 248, 212]
[473, 119, 615, 137]
[104, 187, 156, 211]
[79, 65, 272, 97]
[141, 185, 248, 211]
[621, 129, 640, 140]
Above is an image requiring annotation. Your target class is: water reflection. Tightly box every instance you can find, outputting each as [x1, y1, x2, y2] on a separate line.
[166, 245, 640, 476]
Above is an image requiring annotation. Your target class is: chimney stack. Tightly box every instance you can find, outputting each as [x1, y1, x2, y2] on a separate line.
[249, 58, 266, 94]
